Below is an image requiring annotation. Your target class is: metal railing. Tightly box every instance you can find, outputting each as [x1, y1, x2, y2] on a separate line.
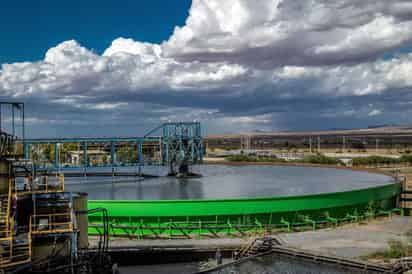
[30, 212, 73, 235]
[0, 180, 13, 238]
[17, 174, 65, 195]
[0, 233, 31, 268]
[0, 173, 33, 268]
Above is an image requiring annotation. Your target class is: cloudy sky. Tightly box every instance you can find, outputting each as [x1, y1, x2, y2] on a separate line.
[1, 0, 412, 137]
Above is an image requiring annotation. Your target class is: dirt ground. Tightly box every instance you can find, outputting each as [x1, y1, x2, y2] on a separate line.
[279, 216, 412, 259]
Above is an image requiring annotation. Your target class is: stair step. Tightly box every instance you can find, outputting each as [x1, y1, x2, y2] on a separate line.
[10, 254, 29, 261]
[0, 259, 12, 265]
[13, 244, 29, 248]
[13, 248, 30, 252]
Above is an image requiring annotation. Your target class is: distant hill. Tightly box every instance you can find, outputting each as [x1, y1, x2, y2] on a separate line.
[207, 125, 412, 139]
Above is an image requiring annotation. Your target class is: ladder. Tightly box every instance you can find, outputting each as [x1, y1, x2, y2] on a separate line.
[0, 179, 31, 269]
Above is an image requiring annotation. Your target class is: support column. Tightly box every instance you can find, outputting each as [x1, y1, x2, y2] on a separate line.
[137, 140, 143, 165]
[54, 143, 60, 169]
[111, 141, 116, 167]
[159, 138, 163, 165]
[22, 103, 25, 141]
[309, 137, 312, 153]
[83, 142, 88, 167]
[11, 105, 15, 136]
[23, 143, 29, 160]
[137, 140, 143, 174]
[342, 136, 346, 151]
[376, 138, 379, 153]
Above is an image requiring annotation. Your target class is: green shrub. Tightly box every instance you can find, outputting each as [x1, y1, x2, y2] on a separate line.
[351, 155, 402, 166]
[400, 154, 412, 164]
[387, 239, 408, 258]
[225, 154, 286, 163]
[225, 154, 257, 162]
[367, 239, 410, 260]
[299, 154, 342, 165]
[226, 153, 340, 165]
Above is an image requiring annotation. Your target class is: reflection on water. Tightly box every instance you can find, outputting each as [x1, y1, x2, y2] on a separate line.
[64, 165, 394, 200]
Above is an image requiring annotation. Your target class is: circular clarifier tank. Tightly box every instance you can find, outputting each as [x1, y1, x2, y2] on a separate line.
[64, 165, 401, 237]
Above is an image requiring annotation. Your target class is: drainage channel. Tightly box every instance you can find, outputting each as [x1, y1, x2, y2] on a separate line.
[88, 239, 408, 274]
[200, 245, 395, 274]
[88, 246, 236, 266]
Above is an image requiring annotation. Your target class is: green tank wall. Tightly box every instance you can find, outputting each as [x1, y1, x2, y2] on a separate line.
[88, 183, 401, 237]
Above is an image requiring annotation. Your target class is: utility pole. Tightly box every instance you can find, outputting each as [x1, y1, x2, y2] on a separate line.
[376, 138, 379, 154]
[309, 137, 312, 153]
[342, 136, 346, 152]
[241, 135, 251, 150]
[317, 136, 321, 152]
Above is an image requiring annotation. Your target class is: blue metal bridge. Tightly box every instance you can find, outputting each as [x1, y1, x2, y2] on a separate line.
[20, 122, 203, 173]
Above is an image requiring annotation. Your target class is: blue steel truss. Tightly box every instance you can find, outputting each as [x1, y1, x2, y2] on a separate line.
[146, 122, 203, 167]
[21, 122, 203, 171]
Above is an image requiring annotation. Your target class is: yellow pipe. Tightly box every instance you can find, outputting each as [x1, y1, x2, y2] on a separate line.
[9, 218, 13, 258]
[61, 174, 65, 192]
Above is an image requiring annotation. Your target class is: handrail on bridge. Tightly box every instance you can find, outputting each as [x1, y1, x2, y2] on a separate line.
[19, 122, 204, 171]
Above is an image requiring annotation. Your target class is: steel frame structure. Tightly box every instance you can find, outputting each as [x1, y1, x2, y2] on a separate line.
[158, 122, 203, 167]
[0, 102, 24, 157]
[21, 122, 203, 171]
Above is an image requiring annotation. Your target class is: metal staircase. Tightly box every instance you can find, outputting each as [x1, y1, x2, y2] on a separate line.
[0, 237, 31, 268]
[236, 237, 275, 259]
[0, 179, 31, 269]
[0, 193, 10, 239]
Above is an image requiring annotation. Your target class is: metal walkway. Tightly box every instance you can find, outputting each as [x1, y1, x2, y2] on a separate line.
[20, 122, 203, 172]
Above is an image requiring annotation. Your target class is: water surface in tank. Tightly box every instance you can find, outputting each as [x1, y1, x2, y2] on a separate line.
[64, 165, 395, 200]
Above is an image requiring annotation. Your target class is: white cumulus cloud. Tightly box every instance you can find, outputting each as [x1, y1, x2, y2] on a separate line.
[2, 0, 412, 136]
[163, 0, 412, 67]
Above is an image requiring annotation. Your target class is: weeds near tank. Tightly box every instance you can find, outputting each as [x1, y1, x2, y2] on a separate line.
[364, 231, 412, 262]
[352, 155, 412, 167]
[384, 239, 410, 258]
[226, 150, 412, 167]
[299, 154, 342, 165]
[225, 154, 287, 163]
